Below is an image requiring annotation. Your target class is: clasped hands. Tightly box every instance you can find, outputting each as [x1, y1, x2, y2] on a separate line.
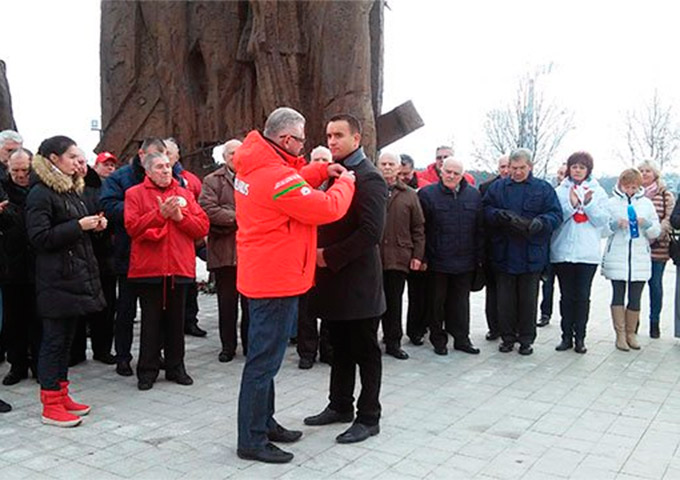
[158, 196, 184, 222]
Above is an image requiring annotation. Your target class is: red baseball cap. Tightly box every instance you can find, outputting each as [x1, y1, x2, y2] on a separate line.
[96, 151, 118, 165]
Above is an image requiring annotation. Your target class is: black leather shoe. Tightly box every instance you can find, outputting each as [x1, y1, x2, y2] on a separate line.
[499, 342, 514, 353]
[650, 323, 660, 339]
[574, 340, 587, 354]
[267, 423, 303, 443]
[336, 423, 380, 444]
[410, 336, 424, 346]
[116, 361, 133, 377]
[93, 352, 117, 365]
[185, 324, 207, 337]
[298, 357, 314, 369]
[385, 347, 409, 360]
[454, 343, 480, 355]
[555, 339, 573, 351]
[304, 407, 354, 426]
[536, 314, 550, 327]
[485, 331, 500, 341]
[137, 379, 154, 391]
[218, 351, 235, 363]
[518, 344, 533, 355]
[0, 398, 12, 413]
[237, 442, 293, 463]
[433, 346, 448, 356]
[2, 369, 28, 386]
[166, 368, 194, 385]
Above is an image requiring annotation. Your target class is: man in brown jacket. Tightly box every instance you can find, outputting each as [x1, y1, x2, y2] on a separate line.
[198, 139, 249, 362]
[377, 152, 425, 359]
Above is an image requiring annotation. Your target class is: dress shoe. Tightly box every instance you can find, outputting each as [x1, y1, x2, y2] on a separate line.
[454, 343, 480, 355]
[650, 323, 660, 339]
[237, 442, 293, 463]
[518, 344, 533, 356]
[267, 423, 303, 443]
[304, 407, 354, 426]
[536, 314, 550, 327]
[433, 346, 448, 356]
[574, 340, 587, 354]
[0, 398, 11, 413]
[336, 422, 380, 444]
[485, 331, 500, 341]
[137, 379, 154, 391]
[410, 336, 424, 346]
[555, 339, 573, 351]
[93, 352, 117, 365]
[298, 357, 314, 369]
[385, 346, 409, 360]
[2, 369, 28, 386]
[116, 361, 133, 377]
[166, 368, 193, 386]
[499, 342, 514, 353]
[218, 351, 235, 363]
[185, 324, 207, 337]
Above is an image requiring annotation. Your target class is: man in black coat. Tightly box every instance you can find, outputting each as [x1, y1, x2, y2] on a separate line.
[306, 114, 387, 444]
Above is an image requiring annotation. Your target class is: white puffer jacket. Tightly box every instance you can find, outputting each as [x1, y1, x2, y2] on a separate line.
[551, 177, 610, 264]
[601, 186, 661, 282]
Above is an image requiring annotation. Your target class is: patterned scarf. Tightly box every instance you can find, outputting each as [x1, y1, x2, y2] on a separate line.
[570, 178, 591, 223]
[644, 181, 659, 200]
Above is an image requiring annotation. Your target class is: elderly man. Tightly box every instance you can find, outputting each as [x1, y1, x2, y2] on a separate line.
[234, 107, 355, 463]
[419, 157, 483, 355]
[94, 151, 118, 179]
[310, 145, 332, 163]
[306, 114, 387, 445]
[483, 148, 562, 355]
[199, 139, 249, 363]
[0, 130, 23, 181]
[377, 151, 424, 359]
[479, 154, 510, 341]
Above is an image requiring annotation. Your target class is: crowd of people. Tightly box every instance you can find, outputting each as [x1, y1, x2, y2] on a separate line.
[0, 107, 678, 462]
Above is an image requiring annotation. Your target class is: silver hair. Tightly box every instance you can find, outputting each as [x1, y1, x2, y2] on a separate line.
[442, 156, 464, 172]
[142, 151, 168, 171]
[164, 137, 179, 151]
[263, 107, 305, 139]
[9, 147, 32, 162]
[310, 145, 332, 161]
[0, 130, 23, 147]
[379, 151, 401, 163]
[509, 148, 533, 165]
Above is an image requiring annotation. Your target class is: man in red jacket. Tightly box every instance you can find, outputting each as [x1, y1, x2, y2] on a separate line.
[235, 107, 355, 464]
[419, 145, 476, 188]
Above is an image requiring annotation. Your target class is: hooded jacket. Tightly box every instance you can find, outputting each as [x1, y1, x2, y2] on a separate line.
[233, 130, 355, 299]
[25, 154, 105, 319]
[601, 185, 661, 282]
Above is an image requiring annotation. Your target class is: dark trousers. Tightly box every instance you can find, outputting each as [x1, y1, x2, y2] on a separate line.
[484, 266, 499, 335]
[296, 292, 332, 361]
[540, 264, 556, 317]
[115, 275, 139, 363]
[554, 263, 597, 342]
[38, 317, 78, 390]
[406, 270, 428, 341]
[136, 280, 188, 382]
[611, 280, 645, 310]
[3, 284, 41, 373]
[428, 271, 473, 349]
[214, 266, 249, 356]
[185, 281, 200, 329]
[496, 272, 540, 346]
[382, 270, 407, 348]
[648, 260, 667, 325]
[328, 317, 382, 426]
[72, 274, 116, 361]
[237, 296, 298, 450]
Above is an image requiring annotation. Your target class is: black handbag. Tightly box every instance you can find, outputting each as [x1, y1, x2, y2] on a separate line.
[471, 265, 486, 292]
[670, 230, 680, 266]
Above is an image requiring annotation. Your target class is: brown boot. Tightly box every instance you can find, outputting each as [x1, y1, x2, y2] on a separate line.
[625, 309, 641, 350]
[611, 306, 628, 351]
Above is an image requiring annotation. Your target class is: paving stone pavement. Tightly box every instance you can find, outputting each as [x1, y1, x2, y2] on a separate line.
[1, 270, 680, 479]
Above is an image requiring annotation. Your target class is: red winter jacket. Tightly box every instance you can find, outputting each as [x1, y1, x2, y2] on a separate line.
[234, 131, 355, 298]
[124, 177, 209, 280]
[418, 162, 476, 188]
[180, 168, 202, 200]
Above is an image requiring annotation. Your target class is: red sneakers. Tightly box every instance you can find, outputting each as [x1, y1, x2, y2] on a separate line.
[58, 381, 91, 416]
[40, 389, 81, 427]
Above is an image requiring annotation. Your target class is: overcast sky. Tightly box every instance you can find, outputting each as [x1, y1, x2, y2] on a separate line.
[2, 0, 680, 175]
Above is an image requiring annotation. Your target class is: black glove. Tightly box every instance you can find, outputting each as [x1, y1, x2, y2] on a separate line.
[528, 218, 544, 235]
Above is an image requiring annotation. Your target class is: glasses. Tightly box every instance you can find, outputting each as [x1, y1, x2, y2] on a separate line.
[281, 134, 306, 145]
[436, 155, 449, 160]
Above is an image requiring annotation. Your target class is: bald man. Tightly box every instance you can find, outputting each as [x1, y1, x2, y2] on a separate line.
[417, 157, 483, 356]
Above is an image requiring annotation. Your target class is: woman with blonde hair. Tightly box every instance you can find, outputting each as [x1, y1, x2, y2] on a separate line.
[638, 160, 675, 338]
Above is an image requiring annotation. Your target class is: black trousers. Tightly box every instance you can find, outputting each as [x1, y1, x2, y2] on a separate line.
[71, 274, 116, 362]
[484, 266, 499, 335]
[554, 263, 597, 342]
[496, 272, 540, 346]
[185, 281, 200, 329]
[3, 283, 41, 373]
[611, 280, 645, 310]
[540, 264, 556, 318]
[136, 280, 188, 382]
[382, 270, 408, 348]
[406, 271, 428, 341]
[213, 266, 249, 356]
[328, 317, 382, 426]
[39, 316, 78, 391]
[296, 292, 332, 361]
[428, 271, 473, 349]
[115, 275, 139, 363]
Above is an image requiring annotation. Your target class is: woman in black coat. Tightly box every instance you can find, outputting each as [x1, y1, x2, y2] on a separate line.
[26, 136, 107, 427]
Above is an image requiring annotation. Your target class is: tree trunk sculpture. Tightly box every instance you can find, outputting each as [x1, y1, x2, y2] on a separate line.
[0, 60, 17, 131]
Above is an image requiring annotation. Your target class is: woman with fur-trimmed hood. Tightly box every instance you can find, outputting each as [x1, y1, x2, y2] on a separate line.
[25, 136, 106, 428]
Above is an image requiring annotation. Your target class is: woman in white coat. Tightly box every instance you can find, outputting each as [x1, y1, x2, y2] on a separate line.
[551, 152, 610, 353]
[602, 168, 661, 351]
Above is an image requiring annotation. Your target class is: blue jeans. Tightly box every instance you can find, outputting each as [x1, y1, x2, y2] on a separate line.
[237, 296, 298, 451]
[648, 260, 667, 325]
